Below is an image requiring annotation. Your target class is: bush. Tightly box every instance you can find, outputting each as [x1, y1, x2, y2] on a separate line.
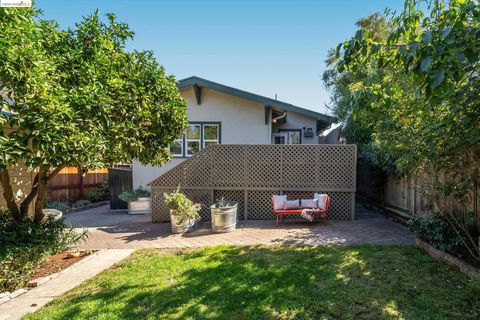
[119, 186, 150, 203]
[0, 213, 87, 292]
[84, 181, 109, 203]
[409, 214, 472, 259]
[72, 199, 92, 208]
[45, 201, 71, 214]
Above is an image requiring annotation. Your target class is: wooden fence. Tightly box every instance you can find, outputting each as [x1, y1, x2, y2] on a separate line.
[357, 161, 480, 217]
[48, 167, 108, 202]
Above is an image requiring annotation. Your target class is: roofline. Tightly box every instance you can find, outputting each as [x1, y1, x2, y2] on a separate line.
[177, 76, 336, 124]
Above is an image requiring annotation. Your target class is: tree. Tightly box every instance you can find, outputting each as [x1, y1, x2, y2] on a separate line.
[0, 7, 187, 222]
[329, 0, 480, 259]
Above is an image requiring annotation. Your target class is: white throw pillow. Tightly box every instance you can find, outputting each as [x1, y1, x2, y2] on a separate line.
[314, 193, 328, 210]
[272, 195, 287, 210]
[283, 199, 300, 210]
[301, 198, 318, 208]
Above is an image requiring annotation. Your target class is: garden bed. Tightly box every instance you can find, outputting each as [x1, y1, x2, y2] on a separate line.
[24, 245, 480, 320]
[27, 250, 96, 287]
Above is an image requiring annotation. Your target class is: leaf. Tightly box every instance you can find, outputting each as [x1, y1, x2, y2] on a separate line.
[441, 26, 452, 39]
[429, 69, 445, 88]
[420, 56, 433, 72]
[421, 31, 432, 44]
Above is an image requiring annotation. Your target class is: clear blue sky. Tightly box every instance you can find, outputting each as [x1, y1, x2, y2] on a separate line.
[36, 0, 404, 114]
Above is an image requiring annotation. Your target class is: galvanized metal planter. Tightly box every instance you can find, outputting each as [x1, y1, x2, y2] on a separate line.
[128, 197, 151, 215]
[170, 211, 202, 234]
[210, 202, 238, 233]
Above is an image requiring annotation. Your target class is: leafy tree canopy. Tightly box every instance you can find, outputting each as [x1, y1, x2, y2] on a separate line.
[0, 7, 187, 221]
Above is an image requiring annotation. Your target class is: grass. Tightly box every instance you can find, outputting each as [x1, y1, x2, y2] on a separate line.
[24, 245, 480, 320]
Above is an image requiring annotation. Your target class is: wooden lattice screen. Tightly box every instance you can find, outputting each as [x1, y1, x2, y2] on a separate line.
[149, 144, 357, 222]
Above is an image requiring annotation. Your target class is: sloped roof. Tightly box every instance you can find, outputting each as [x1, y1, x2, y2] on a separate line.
[177, 76, 336, 125]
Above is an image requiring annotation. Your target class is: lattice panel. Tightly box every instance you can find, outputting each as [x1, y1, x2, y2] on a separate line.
[211, 145, 246, 188]
[150, 145, 356, 222]
[247, 190, 281, 220]
[316, 145, 356, 190]
[282, 145, 318, 188]
[151, 189, 174, 223]
[214, 190, 245, 220]
[246, 145, 282, 187]
[323, 192, 354, 220]
[182, 189, 211, 221]
[149, 161, 186, 188]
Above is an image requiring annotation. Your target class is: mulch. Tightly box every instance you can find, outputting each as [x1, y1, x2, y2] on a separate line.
[30, 250, 95, 279]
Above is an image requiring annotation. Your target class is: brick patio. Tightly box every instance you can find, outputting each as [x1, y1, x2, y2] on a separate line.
[65, 203, 415, 249]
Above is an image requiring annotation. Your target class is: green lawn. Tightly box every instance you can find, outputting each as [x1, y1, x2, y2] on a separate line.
[24, 245, 480, 320]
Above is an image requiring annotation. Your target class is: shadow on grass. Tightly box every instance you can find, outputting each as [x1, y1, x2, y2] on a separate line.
[25, 245, 480, 320]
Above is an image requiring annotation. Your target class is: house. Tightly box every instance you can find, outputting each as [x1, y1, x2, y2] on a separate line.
[133, 76, 337, 189]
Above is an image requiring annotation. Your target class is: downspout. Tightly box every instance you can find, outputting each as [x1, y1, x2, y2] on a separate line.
[272, 111, 287, 124]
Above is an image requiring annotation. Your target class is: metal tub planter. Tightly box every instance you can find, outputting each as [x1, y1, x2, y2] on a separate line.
[163, 191, 202, 234]
[170, 212, 202, 234]
[210, 199, 238, 233]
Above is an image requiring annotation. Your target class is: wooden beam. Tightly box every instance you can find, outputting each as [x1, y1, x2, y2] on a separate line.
[193, 83, 201, 105]
[264, 106, 271, 125]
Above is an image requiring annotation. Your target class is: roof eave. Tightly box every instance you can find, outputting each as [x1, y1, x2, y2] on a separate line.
[178, 76, 336, 124]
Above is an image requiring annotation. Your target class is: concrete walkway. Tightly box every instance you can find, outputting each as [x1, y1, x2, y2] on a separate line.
[0, 249, 134, 320]
[66, 204, 415, 249]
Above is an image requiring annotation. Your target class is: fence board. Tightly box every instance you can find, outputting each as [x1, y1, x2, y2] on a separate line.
[48, 167, 108, 202]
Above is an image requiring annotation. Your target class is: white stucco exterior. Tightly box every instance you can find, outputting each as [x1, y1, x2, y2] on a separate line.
[133, 78, 335, 189]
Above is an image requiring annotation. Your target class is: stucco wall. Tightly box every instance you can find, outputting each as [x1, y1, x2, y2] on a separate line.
[0, 163, 35, 214]
[133, 87, 271, 189]
[273, 111, 318, 144]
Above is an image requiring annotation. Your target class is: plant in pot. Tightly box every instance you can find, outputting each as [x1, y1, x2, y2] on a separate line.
[119, 186, 151, 215]
[210, 197, 238, 233]
[163, 191, 202, 234]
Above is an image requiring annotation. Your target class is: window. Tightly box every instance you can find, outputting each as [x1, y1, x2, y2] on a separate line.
[171, 122, 221, 157]
[203, 124, 220, 148]
[186, 124, 201, 156]
[169, 134, 183, 156]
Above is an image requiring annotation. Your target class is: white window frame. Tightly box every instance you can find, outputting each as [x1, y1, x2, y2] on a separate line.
[172, 122, 221, 158]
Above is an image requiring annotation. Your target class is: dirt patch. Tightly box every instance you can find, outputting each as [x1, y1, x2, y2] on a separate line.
[30, 250, 95, 279]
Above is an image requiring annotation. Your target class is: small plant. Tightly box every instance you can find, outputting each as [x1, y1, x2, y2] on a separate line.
[163, 191, 201, 223]
[84, 181, 110, 203]
[72, 199, 92, 208]
[119, 186, 151, 203]
[45, 201, 71, 214]
[410, 213, 473, 259]
[213, 197, 235, 208]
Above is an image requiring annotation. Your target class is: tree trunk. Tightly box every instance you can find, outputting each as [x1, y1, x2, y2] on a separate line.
[19, 172, 39, 217]
[33, 167, 49, 223]
[0, 169, 21, 219]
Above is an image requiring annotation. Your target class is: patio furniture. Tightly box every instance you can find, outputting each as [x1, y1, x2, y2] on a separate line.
[272, 195, 330, 225]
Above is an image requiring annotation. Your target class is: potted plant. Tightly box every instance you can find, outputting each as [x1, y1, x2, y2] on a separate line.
[210, 197, 238, 233]
[163, 191, 202, 234]
[119, 186, 151, 215]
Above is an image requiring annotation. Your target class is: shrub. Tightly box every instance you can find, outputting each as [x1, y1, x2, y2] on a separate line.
[0, 213, 87, 292]
[72, 199, 92, 208]
[409, 214, 473, 259]
[119, 186, 150, 203]
[45, 201, 71, 214]
[84, 181, 109, 203]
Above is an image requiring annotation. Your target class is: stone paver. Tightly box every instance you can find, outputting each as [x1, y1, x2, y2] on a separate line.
[66, 204, 415, 249]
[0, 249, 134, 320]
